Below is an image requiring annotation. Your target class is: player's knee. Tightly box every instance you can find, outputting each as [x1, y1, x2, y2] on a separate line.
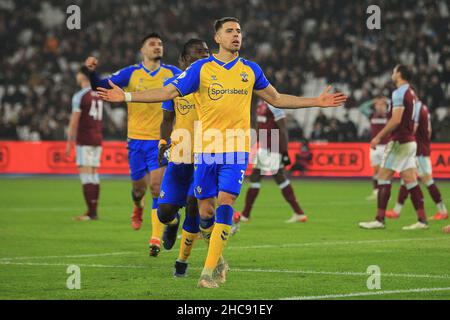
[157, 204, 178, 223]
[186, 197, 199, 218]
[199, 205, 214, 220]
[132, 186, 146, 198]
[149, 183, 161, 198]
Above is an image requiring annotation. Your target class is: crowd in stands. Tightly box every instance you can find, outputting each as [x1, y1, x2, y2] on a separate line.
[1, 0, 449, 142]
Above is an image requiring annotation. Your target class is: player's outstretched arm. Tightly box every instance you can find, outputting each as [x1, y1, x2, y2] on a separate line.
[97, 81, 180, 103]
[255, 85, 347, 109]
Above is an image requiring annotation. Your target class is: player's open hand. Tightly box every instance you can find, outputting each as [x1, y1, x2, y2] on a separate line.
[85, 56, 98, 71]
[317, 86, 348, 107]
[97, 80, 125, 102]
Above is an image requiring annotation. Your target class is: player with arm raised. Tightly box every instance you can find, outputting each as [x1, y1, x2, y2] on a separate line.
[359, 65, 428, 230]
[85, 33, 181, 257]
[67, 66, 103, 221]
[386, 100, 448, 220]
[97, 17, 347, 288]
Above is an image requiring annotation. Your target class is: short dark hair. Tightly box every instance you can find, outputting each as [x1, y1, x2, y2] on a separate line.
[396, 64, 412, 81]
[141, 32, 162, 47]
[78, 66, 91, 77]
[181, 39, 206, 59]
[214, 17, 240, 32]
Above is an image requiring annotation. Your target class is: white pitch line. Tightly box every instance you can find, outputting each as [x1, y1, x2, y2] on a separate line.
[0, 252, 134, 261]
[229, 268, 450, 280]
[281, 287, 450, 300]
[1, 261, 450, 280]
[222, 236, 450, 251]
[1, 237, 448, 261]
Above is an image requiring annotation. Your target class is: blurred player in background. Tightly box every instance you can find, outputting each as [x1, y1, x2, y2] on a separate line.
[386, 100, 448, 220]
[359, 65, 428, 230]
[359, 96, 390, 201]
[96, 17, 347, 288]
[444, 225, 450, 233]
[66, 66, 103, 221]
[155, 39, 214, 277]
[85, 33, 181, 256]
[236, 99, 308, 223]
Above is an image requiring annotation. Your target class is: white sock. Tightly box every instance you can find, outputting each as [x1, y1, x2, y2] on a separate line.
[437, 202, 447, 214]
[393, 203, 403, 214]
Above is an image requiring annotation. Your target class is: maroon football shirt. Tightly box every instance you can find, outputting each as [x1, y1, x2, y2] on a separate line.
[71, 88, 103, 146]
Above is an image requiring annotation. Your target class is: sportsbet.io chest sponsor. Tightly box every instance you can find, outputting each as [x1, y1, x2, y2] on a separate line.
[176, 98, 195, 115]
[208, 83, 249, 101]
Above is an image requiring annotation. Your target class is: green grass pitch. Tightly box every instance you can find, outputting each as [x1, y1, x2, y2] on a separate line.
[0, 177, 449, 300]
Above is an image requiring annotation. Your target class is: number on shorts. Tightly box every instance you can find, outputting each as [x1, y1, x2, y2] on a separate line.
[89, 100, 103, 121]
[238, 169, 245, 184]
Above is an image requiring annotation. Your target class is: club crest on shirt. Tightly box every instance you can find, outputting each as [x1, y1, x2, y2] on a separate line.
[159, 190, 165, 199]
[240, 71, 248, 82]
[211, 75, 218, 81]
[196, 186, 202, 194]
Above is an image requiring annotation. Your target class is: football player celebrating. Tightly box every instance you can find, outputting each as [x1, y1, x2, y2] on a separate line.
[67, 66, 103, 221]
[359, 65, 428, 230]
[85, 33, 181, 257]
[386, 100, 448, 220]
[236, 99, 308, 224]
[97, 17, 347, 288]
[156, 39, 217, 278]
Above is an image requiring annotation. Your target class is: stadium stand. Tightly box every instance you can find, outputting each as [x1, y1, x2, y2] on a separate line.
[0, 0, 449, 141]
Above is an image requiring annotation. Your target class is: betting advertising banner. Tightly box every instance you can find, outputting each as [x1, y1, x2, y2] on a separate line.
[0, 141, 449, 178]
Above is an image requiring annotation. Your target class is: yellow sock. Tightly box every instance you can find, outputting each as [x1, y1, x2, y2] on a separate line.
[167, 215, 179, 226]
[150, 209, 164, 241]
[177, 230, 198, 262]
[200, 224, 214, 245]
[202, 223, 231, 276]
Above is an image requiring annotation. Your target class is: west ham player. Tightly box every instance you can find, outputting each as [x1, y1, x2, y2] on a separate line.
[236, 99, 308, 223]
[97, 17, 347, 288]
[359, 96, 389, 200]
[66, 67, 103, 221]
[386, 100, 448, 220]
[359, 65, 428, 230]
[85, 33, 181, 256]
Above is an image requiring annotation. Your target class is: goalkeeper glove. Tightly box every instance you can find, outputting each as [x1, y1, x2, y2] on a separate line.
[158, 139, 171, 166]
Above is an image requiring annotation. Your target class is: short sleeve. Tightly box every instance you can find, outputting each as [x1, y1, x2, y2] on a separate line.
[171, 61, 203, 96]
[413, 102, 422, 124]
[109, 66, 136, 89]
[163, 64, 183, 77]
[162, 99, 175, 111]
[392, 88, 405, 107]
[244, 60, 270, 91]
[71, 92, 82, 112]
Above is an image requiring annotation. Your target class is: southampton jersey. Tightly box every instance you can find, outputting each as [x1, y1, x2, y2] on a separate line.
[90, 63, 181, 140]
[256, 100, 285, 151]
[162, 76, 198, 164]
[389, 83, 417, 144]
[415, 101, 431, 156]
[72, 87, 103, 146]
[171, 55, 270, 153]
